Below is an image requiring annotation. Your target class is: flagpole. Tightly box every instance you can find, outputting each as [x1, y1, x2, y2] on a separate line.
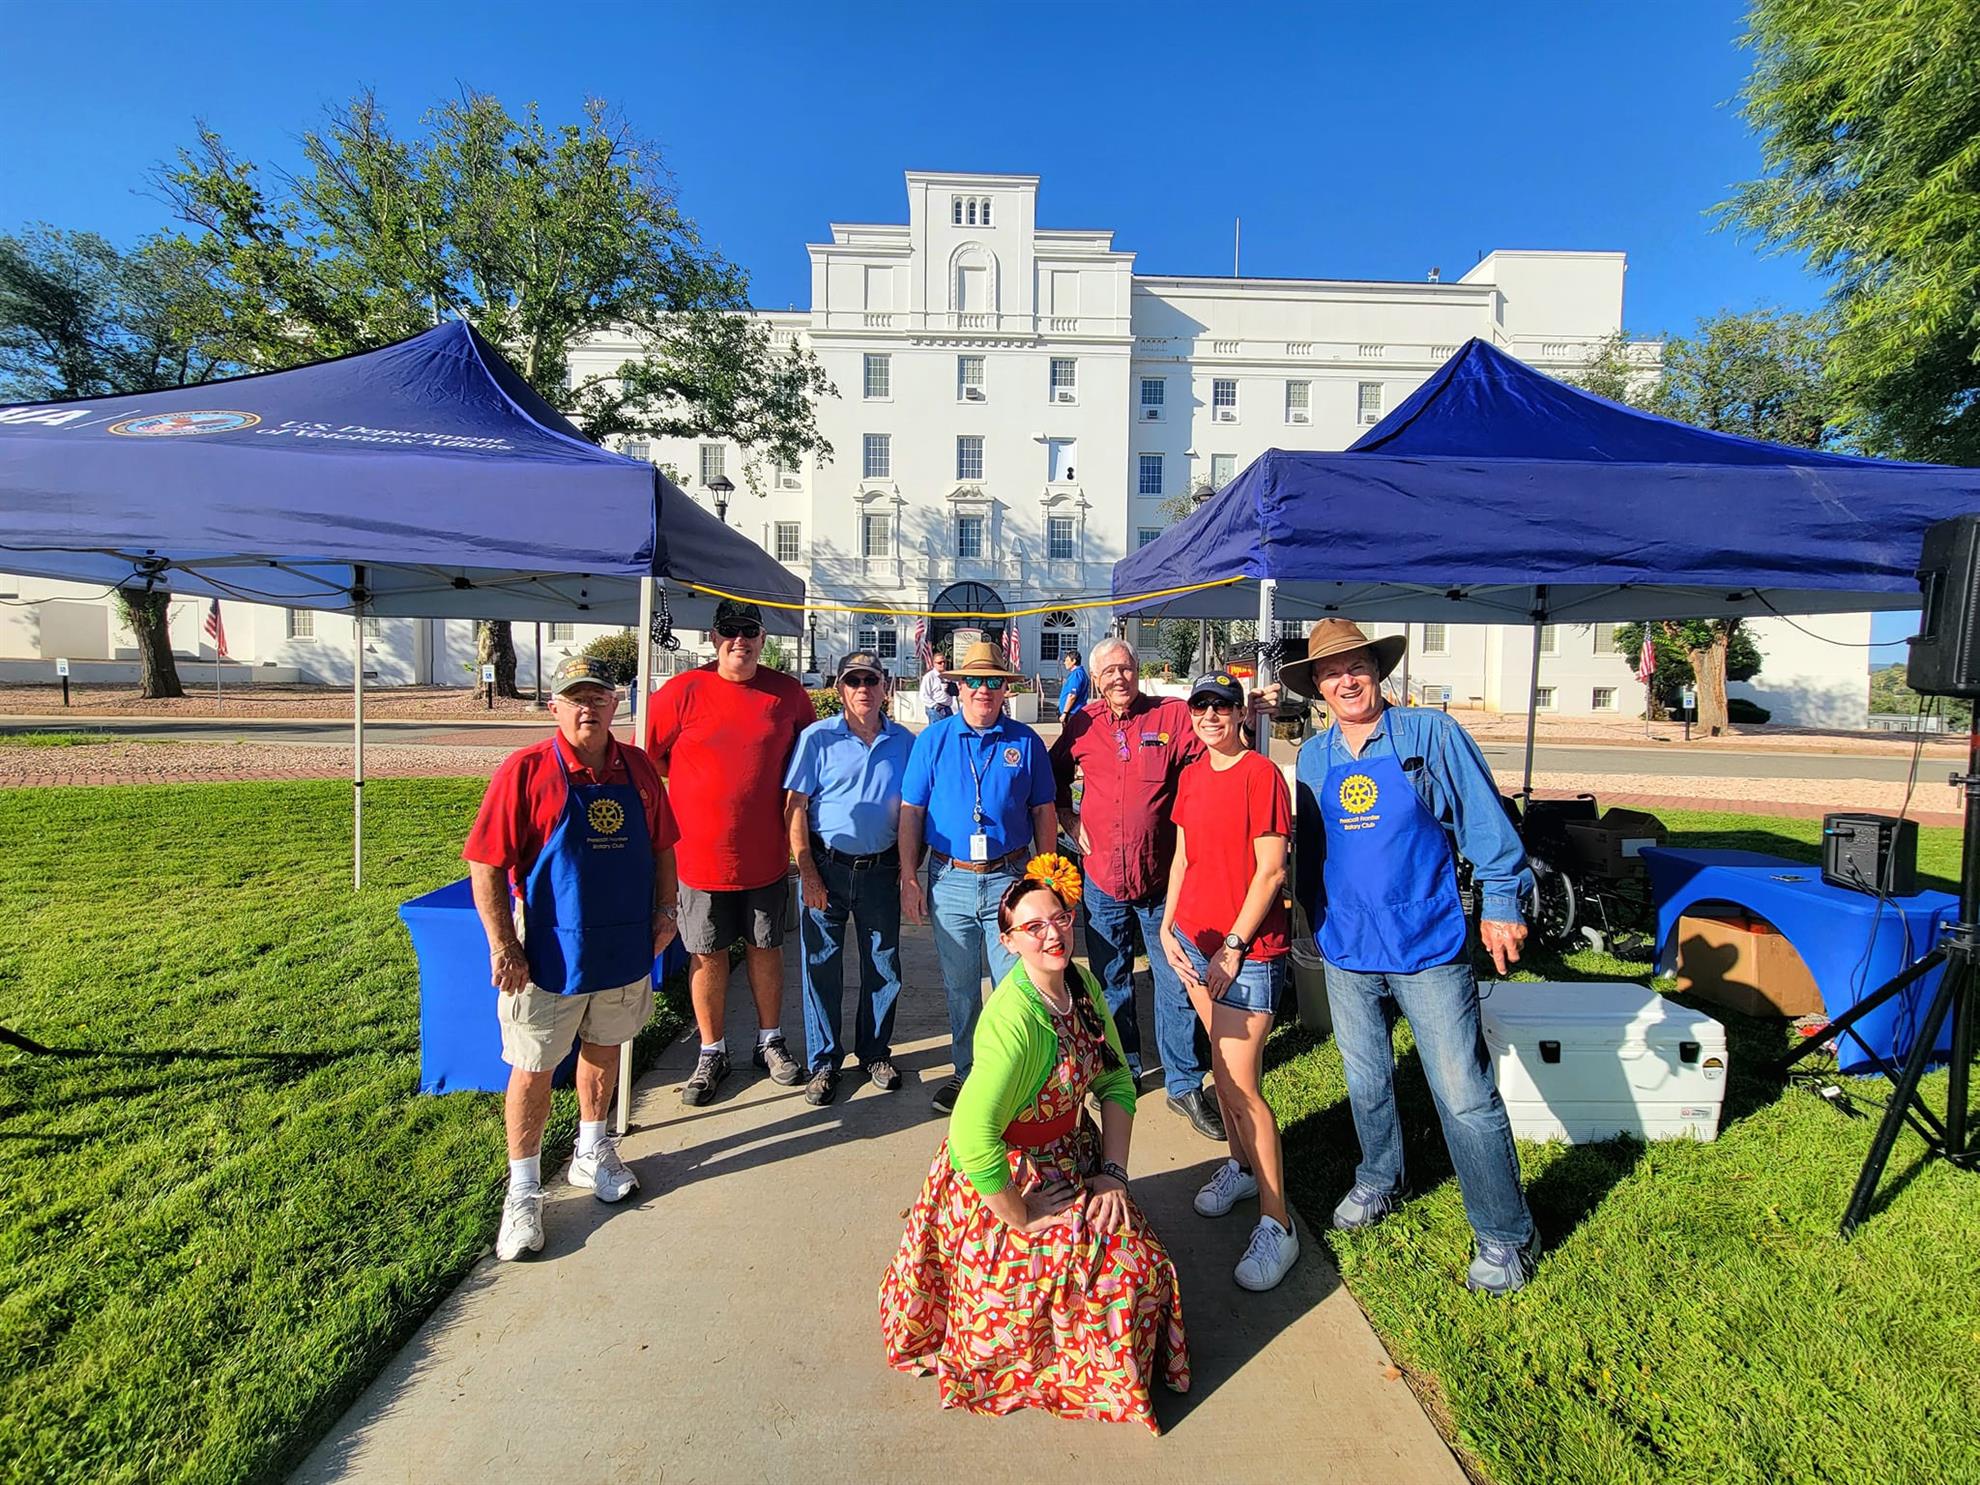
[353, 570, 367, 893]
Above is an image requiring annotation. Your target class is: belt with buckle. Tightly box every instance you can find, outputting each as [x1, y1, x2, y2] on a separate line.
[811, 836, 899, 871]
[931, 847, 1029, 875]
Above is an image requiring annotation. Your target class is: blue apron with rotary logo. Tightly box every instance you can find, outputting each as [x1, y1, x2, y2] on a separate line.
[1318, 730, 1468, 974]
[521, 741, 655, 995]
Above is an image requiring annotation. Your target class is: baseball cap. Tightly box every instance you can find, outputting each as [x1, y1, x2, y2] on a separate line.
[713, 598, 764, 629]
[836, 651, 886, 683]
[550, 656, 618, 697]
[1187, 671, 1245, 708]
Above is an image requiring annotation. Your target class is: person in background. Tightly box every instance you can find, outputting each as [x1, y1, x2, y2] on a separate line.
[899, 640, 1057, 1112]
[1056, 648, 1090, 718]
[1285, 618, 1540, 1296]
[463, 656, 679, 1261]
[645, 598, 816, 1105]
[1160, 671, 1297, 1291]
[785, 652, 913, 1105]
[880, 854, 1189, 1432]
[919, 654, 956, 724]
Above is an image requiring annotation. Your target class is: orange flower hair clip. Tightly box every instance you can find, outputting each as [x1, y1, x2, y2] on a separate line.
[1024, 852, 1083, 906]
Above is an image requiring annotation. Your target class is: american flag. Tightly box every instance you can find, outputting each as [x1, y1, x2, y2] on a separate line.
[203, 599, 229, 659]
[1634, 634, 1656, 686]
[1002, 616, 1020, 669]
[913, 616, 933, 669]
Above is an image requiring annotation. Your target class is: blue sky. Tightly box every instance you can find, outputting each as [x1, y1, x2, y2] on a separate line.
[0, 0, 1915, 649]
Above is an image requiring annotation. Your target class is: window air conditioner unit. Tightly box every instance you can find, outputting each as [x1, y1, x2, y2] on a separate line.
[1141, 407, 1161, 421]
[1214, 408, 1237, 422]
[964, 387, 986, 401]
[1289, 411, 1310, 424]
[1055, 390, 1076, 403]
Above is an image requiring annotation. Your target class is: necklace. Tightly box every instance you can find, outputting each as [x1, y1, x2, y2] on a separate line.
[1033, 975, 1072, 1018]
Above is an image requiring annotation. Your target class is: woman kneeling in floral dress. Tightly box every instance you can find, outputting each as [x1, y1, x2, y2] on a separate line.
[879, 853, 1190, 1433]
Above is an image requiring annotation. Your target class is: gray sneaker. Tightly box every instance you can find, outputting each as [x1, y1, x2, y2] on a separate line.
[754, 1035, 803, 1086]
[1331, 1182, 1402, 1231]
[681, 1048, 730, 1106]
[930, 1075, 964, 1113]
[1466, 1234, 1542, 1296]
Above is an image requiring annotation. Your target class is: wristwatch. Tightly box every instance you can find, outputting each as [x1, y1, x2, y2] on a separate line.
[1222, 932, 1248, 956]
[656, 904, 679, 921]
[1098, 1159, 1131, 1186]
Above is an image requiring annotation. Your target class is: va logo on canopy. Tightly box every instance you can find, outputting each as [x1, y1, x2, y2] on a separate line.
[108, 410, 261, 437]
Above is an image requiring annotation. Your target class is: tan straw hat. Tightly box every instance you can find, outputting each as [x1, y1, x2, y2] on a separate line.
[942, 639, 1022, 682]
[1280, 619, 1407, 699]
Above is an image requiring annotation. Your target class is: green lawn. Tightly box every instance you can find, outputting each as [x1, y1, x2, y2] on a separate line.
[1266, 811, 1980, 1484]
[0, 781, 686, 1485]
[0, 731, 115, 747]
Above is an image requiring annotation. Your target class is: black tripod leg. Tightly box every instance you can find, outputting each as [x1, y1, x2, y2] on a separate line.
[1841, 962, 1963, 1236]
[1777, 948, 1946, 1075]
[1947, 967, 1974, 1167]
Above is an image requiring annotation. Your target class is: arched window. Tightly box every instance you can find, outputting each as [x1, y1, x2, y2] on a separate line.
[980, 198, 993, 226]
[951, 197, 962, 225]
[1038, 609, 1078, 664]
[966, 200, 977, 226]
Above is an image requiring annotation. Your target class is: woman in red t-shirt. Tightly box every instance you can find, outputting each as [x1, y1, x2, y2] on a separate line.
[1160, 672, 1298, 1293]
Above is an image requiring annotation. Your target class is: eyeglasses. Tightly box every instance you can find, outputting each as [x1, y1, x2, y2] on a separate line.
[840, 672, 883, 689]
[1189, 698, 1237, 714]
[714, 622, 763, 640]
[559, 691, 616, 711]
[1011, 909, 1075, 941]
[961, 676, 1006, 691]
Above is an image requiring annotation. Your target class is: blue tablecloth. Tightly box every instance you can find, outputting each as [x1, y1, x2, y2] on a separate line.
[1642, 847, 1956, 1075]
[401, 877, 688, 1095]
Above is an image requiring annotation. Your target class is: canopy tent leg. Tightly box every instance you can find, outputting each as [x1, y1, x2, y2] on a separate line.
[619, 575, 659, 1137]
[353, 569, 367, 892]
[1520, 585, 1548, 800]
[1254, 578, 1276, 757]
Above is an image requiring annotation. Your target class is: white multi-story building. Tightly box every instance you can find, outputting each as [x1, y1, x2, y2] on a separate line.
[0, 169, 1870, 724]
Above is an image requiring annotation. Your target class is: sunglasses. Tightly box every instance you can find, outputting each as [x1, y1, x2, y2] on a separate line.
[714, 622, 763, 640]
[1011, 908, 1075, 941]
[840, 672, 883, 689]
[961, 676, 1006, 691]
[1189, 698, 1237, 714]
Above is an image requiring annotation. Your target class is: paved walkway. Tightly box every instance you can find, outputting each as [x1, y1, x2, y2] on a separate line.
[294, 927, 1464, 1484]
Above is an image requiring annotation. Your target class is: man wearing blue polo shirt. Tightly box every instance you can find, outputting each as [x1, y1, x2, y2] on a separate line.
[899, 639, 1057, 1112]
[785, 652, 914, 1107]
[1056, 649, 1090, 717]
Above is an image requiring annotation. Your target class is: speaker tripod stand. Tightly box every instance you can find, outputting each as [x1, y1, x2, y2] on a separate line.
[1778, 726, 1978, 1235]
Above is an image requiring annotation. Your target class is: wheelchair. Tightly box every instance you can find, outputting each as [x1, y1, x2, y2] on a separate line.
[1457, 793, 1665, 958]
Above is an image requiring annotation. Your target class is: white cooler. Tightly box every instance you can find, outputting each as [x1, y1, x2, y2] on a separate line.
[1480, 980, 1727, 1144]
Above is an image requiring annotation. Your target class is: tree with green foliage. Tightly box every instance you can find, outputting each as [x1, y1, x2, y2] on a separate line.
[1612, 621, 1764, 718]
[1563, 329, 1653, 405]
[154, 91, 836, 696]
[1869, 661, 1972, 728]
[1724, 0, 1980, 463]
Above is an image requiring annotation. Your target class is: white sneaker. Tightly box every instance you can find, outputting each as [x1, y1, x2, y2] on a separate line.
[495, 1188, 545, 1261]
[567, 1137, 638, 1203]
[1235, 1215, 1299, 1292]
[1194, 1158, 1260, 1217]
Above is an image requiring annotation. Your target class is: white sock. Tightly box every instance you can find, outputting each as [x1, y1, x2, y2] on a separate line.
[509, 1155, 541, 1192]
[757, 1027, 782, 1047]
[701, 1038, 726, 1055]
[577, 1120, 606, 1157]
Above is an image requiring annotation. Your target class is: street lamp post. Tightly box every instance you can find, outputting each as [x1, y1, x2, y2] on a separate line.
[706, 473, 735, 525]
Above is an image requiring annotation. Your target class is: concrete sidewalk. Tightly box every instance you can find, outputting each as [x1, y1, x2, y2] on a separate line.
[294, 927, 1463, 1484]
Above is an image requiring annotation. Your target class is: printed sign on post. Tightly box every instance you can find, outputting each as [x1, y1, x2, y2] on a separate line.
[1681, 686, 1697, 710]
[54, 658, 70, 677]
[481, 664, 496, 683]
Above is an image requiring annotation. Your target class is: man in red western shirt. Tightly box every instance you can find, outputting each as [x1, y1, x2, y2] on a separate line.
[644, 598, 816, 1105]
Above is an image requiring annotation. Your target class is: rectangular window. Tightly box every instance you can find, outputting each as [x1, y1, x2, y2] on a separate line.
[1137, 527, 1161, 548]
[1049, 358, 1077, 400]
[858, 625, 900, 660]
[286, 609, 314, 640]
[699, 443, 725, 484]
[1539, 624, 1559, 656]
[1357, 382, 1383, 424]
[361, 616, 383, 640]
[547, 622, 575, 643]
[1210, 453, 1235, 487]
[621, 438, 650, 461]
[863, 353, 890, 400]
[774, 522, 802, 562]
[1421, 622, 1448, 655]
[1037, 629, 1071, 664]
[956, 514, 984, 558]
[1593, 621, 1617, 651]
[1138, 454, 1164, 496]
[1048, 515, 1076, 561]
[1592, 686, 1617, 712]
[1139, 377, 1165, 407]
[1285, 380, 1311, 422]
[957, 354, 985, 400]
[956, 435, 984, 481]
[1212, 379, 1238, 418]
[1535, 686, 1556, 710]
[774, 459, 802, 489]
[862, 512, 891, 558]
[862, 433, 891, 480]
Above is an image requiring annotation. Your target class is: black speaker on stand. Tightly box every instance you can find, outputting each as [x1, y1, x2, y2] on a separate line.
[1779, 512, 1979, 1233]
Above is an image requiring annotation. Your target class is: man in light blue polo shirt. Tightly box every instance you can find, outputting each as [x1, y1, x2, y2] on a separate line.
[898, 638, 1057, 1112]
[785, 652, 915, 1107]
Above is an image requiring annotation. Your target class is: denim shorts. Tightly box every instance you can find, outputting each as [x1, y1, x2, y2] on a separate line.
[1173, 931, 1284, 1015]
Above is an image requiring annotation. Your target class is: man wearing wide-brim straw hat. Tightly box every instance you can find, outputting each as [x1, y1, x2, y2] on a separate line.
[1284, 618, 1544, 1297]
[899, 639, 1057, 1112]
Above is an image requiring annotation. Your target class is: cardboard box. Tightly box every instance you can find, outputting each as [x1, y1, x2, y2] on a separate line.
[1674, 910, 1825, 1019]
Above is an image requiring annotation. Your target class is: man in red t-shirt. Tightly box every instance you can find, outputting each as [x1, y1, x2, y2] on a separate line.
[463, 656, 680, 1261]
[644, 598, 816, 1105]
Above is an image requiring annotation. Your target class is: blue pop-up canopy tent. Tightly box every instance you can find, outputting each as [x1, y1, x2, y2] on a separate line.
[1113, 338, 1980, 627]
[0, 319, 803, 628]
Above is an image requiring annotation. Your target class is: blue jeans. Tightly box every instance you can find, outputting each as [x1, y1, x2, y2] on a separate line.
[799, 852, 903, 1072]
[1323, 957, 1535, 1246]
[1174, 934, 1283, 1015]
[927, 859, 1019, 1080]
[1081, 877, 1207, 1096]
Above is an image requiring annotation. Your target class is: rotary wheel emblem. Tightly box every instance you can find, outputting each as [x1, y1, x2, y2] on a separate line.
[1339, 774, 1379, 814]
[587, 798, 626, 834]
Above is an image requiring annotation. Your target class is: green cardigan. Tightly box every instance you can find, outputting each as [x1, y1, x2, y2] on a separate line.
[947, 960, 1139, 1197]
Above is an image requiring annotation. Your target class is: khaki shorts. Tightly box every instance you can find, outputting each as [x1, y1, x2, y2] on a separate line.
[497, 974, 654, 1072]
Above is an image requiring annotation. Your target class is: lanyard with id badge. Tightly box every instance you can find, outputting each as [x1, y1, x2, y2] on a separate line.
[963, 731, 993, 862]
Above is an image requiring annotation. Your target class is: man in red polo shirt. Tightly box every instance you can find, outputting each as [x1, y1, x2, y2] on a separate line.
[464, 655, 680, 1261]
[644, 598, 816, 1105]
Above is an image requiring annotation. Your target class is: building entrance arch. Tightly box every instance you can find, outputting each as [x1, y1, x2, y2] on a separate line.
[929, 581, 1004, 664]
